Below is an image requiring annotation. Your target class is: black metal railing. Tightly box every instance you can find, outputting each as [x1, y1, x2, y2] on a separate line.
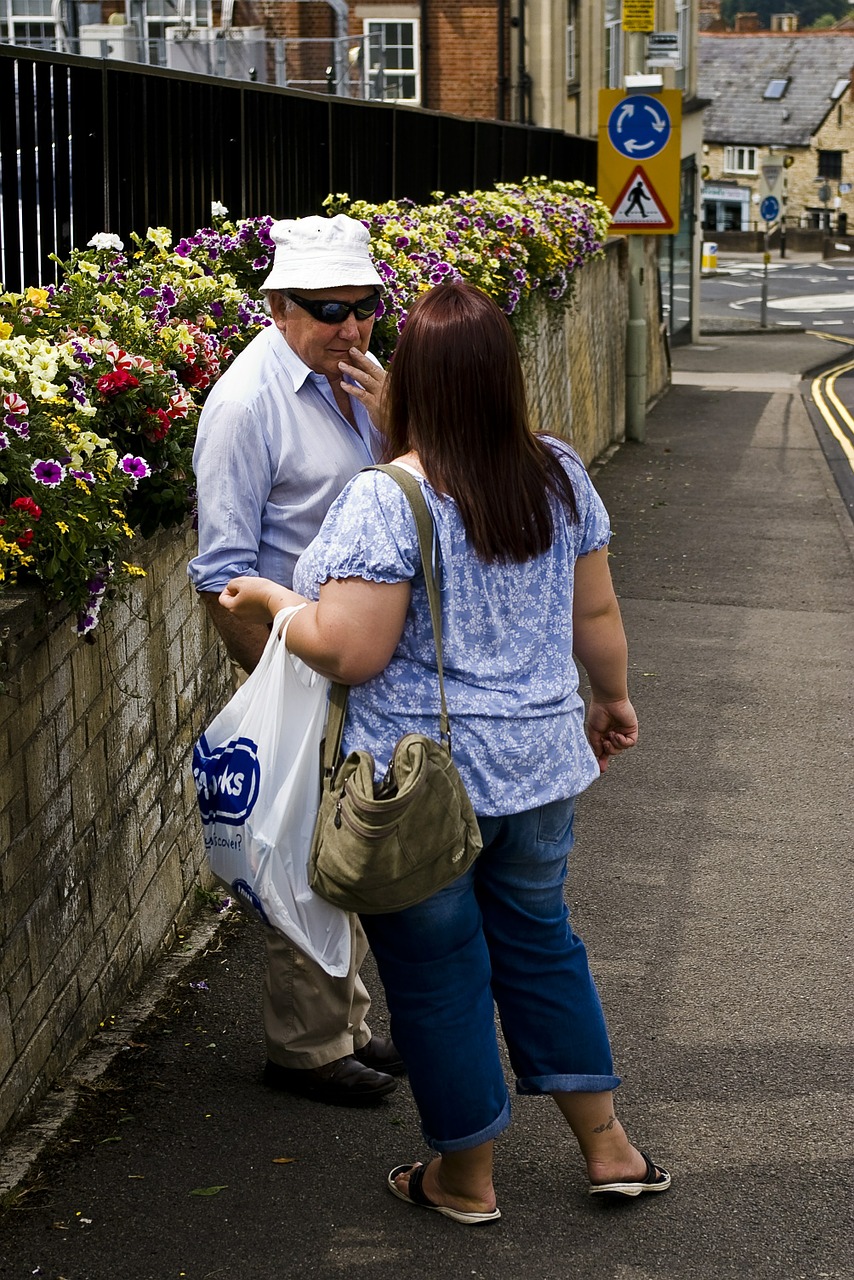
[0, 44, 596, 292]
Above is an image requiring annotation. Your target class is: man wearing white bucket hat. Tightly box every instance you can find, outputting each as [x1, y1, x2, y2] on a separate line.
[189, 214, 402, 1105]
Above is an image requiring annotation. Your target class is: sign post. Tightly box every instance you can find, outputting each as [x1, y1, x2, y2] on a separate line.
[758, 164, 782, 327]
[598, 86, 682, 441]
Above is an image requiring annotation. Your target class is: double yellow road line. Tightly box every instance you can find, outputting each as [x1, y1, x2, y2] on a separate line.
[809, 332, 854, 472]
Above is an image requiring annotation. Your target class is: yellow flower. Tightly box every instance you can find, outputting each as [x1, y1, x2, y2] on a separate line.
[25, 286, 50, 307]
[122, 562, 147, 577]
[147, 227, 172, 251]
[0, 321, 12, 340]
[56, 521, 70, 534]
[77, 513, 90, 523]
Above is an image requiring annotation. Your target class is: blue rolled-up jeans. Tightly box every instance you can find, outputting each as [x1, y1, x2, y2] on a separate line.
[360, 796, 620, 1153]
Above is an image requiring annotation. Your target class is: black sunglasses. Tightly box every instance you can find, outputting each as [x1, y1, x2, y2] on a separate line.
[284, 290, 381, 325]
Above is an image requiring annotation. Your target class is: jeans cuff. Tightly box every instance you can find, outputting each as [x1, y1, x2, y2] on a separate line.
[422, 1093, 512, 1153]
[515, 1073, 622, 1095]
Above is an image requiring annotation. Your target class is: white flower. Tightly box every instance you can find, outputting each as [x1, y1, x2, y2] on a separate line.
[30, 377, 61, 400]
[87, 232, 124, 252]
[211, 201, 229, 218]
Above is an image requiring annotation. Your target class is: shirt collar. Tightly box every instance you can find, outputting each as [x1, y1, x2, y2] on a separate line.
[269, 325, 315, 393]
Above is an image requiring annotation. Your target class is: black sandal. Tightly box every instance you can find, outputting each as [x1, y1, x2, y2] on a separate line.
[589, 1151, 671, 1197]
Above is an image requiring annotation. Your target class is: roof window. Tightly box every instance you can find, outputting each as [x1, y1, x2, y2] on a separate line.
[831, 78, 849, 100]
[763, 78, 789, 100]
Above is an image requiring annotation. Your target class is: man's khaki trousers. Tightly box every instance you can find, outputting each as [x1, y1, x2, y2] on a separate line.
[262, 914, 373, 1069]
[232, 663, 374, 1070]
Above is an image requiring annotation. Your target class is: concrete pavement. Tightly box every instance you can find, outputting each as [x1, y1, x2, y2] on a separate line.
[1, 332, 852, 1280]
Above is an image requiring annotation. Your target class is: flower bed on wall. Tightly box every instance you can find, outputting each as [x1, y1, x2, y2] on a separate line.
[0, 180, 609, 636]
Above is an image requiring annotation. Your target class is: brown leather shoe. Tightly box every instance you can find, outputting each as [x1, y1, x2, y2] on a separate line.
[353, 1035, 407, 1076]
[263, 1055, 397, 1105]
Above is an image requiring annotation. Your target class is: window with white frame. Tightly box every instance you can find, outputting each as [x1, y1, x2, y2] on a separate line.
[675, 0, 689, 90]
[2, 0, 58, 47]
[143, 0, 213, 63]
[364, 19, 420, 103]
[604, 0, 622, 90]
[724, 146, 758, 175]
[566, 0, 578, 87]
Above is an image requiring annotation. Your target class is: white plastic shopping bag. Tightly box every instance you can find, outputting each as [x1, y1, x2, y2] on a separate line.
[192, 605, 351, 977]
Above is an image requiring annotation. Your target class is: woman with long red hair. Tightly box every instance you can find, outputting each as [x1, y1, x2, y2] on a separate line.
[222, 281, 670, 1222]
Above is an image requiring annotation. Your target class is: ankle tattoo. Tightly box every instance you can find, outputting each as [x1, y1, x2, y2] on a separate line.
[592, 1114, 617, 1134]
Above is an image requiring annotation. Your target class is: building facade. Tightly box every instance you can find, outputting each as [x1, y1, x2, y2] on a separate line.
[699, 31, 854, 235]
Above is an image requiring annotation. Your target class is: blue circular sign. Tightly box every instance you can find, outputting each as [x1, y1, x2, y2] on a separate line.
[760, 195, 780, 222]
[607, 95, 671, 160]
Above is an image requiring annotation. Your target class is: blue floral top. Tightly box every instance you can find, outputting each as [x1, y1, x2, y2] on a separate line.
[292, 441, 611, 817]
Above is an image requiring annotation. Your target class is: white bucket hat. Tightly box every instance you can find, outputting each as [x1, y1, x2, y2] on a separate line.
[261, 214, 383, 292]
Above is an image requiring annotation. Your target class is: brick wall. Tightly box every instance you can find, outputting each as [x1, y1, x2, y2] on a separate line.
[0, 253, 667, 1140]
[352, 0, 504, 116]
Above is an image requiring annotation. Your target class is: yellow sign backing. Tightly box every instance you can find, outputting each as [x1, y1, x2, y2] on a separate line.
[597, 89, 682, 236]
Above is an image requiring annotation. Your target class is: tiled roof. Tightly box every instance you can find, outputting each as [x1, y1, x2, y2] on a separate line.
[698, 33, 854, 146]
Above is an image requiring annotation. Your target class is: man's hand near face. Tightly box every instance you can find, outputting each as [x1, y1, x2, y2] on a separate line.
[338, 347, 388, 432]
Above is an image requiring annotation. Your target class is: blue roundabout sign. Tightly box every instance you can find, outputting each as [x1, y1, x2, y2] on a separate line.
[760, 195, 780, 222]
[607, 95, 672, 160]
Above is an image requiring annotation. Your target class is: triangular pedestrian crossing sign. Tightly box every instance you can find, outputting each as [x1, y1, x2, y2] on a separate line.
[609, 165, 673, 229]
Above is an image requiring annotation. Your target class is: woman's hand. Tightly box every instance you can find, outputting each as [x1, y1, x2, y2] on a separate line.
[585, 698, 639, 773]
[219, 576, 304, 625]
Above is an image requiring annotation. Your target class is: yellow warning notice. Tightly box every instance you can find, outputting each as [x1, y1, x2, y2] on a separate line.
[622, 0, 655, 33]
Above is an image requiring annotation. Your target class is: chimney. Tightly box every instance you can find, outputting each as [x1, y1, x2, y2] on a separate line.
[770, 13, 798, 31]
[734, 12, 761, 32]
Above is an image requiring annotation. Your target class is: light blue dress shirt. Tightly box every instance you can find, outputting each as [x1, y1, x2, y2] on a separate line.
[292, 446, 612, 816]
[188, 323, 382, 593]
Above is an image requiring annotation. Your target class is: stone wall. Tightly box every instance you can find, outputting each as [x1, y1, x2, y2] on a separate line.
[0, 527, 232, 1138]
[0, 252, 668, 1140]
[524, 238, 668, 455]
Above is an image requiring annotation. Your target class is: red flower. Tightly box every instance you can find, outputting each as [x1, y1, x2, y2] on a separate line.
[96, 369, 140, 398]
[12, 496, 42, 520]
[16, 529, 34, 548]
[143, 408, 171, 442]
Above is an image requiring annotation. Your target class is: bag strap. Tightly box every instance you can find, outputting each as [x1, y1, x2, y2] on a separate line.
[321, 463, 450, 786]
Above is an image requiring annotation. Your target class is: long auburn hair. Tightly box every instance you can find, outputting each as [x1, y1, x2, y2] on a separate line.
[382, 282, 579, 563]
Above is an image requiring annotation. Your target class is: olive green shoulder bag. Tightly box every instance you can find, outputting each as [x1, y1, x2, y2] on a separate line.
[308, 464, 483, 914]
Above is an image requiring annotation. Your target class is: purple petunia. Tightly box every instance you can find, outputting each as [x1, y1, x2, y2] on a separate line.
[31, 459, 66, 486]
[69, 468, 95, 483]
[0, 431, 8, 450]
[68, 375, 88, 406]
[138, 286, 157, 298]
[120, 454, 151, 481]
[161, 285, 177, 307]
